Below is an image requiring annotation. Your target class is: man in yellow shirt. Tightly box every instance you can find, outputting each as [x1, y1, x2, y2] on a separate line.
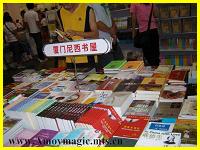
[55, 4, 99, 70]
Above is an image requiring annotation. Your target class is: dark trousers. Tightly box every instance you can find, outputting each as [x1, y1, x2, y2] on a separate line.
[141, 29, 160, 66]
[9, 41, 23, 63]
[30, 32, 45, 60]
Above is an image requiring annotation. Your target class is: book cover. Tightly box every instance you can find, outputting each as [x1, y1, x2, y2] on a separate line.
[114, 79, 140, 93]
[135, 131, 181, 147]
[121, 61, 143, 71]
[159, 85, 186, 102]
[153, 102, 182, 118]
[21, 89, 38, 97]
[168, 70, 188, 81]
[47, 91, 91, 104]
[31, 81, 54, 90]
[102, 92, 133, 116]
[141, 77, 166, 85]
[159, 7, 169, 19]
[96, 79, 122, 91]
[173, 119, 197, 145]
[170, 6, 179, 18]
[83, 73, 107, 82]
[3, 117, 22, 134]
[179, 5, 190, 17]
[22, 129, 58, 147]
[178, 99, 196, 120]
[155, 65, 174, 74]
[114, 115, 149, 139]
[146, 122, 174, 133]
[125, 100, 156, 116]
[104, 60, 127, 70]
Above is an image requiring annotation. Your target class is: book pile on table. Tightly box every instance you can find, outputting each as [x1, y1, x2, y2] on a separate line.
[3, 61, 197, 147]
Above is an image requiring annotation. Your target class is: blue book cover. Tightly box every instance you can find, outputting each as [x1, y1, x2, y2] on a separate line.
[147, 122, 174, 132]
[170, 55, 175, 65]
[49, 132, 69, 146]
[179, 55, 183, 66]
[29, 92, 50, 99]
[9, 98, 34, 111]
[161, 118, 176, 123]
[65, 128, 86, 140]
[149, 123, 170, 131]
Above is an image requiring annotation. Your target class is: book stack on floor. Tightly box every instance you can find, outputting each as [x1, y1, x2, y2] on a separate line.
[3, 61, 197, 147]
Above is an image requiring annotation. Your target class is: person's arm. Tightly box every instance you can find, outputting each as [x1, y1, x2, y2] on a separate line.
[130, 4, 137, 37]
[131, 12, 137, 37]
[67, 9, 99, 39]
[35, 12, 41, 29]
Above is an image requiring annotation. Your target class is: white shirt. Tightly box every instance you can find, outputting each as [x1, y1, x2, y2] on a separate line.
[41, 18, 48, 27]
[24, 10, 40, 33]
[89, 4, 113, 42]
[4, 22, 18, 43]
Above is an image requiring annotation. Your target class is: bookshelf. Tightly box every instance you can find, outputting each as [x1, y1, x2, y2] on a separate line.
[109, 3, 197, 66]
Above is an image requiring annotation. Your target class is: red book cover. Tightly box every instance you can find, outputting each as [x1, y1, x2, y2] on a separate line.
[168, 70, 187, 81]
[92, 110, 121, 139]
[113, 115, 150, 139]
[48, 67, 66, 73]
[96, 79, 122, 91]
[94, 104, 122, 122]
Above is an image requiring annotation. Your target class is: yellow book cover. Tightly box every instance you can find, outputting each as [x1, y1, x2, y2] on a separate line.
[24, 99, 48, 112]
[175, 55, 179, 66]
[152, 73, 169, 78]
[121, 61, 143, 71]
[141, 77, 166, 85]
[159, 7, 169, 19]
[83, 73, 106, 81]
[170, 6, 179, 18]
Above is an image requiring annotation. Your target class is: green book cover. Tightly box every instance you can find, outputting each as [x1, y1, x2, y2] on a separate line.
[104, 60, 127, 70]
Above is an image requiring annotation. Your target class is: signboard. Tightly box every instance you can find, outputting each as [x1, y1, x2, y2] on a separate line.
[43, 39, 111, 57]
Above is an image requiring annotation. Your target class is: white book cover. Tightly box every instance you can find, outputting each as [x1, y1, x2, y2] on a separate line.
[136, 131, 181, 147]
[159, 85, 186, 102]
[178, 99, 197, 120]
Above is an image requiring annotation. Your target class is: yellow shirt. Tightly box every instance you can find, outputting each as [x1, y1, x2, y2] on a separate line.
[60, 4, 88, 63]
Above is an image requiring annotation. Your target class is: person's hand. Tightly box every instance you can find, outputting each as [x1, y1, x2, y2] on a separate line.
[57, 35, 65, 42]
[66, 30, 77, 37]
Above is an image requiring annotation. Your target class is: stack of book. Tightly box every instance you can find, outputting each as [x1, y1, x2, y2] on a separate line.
[114, 76, 144, 97]
[113, 115, 149, 141]
[167, 70, 188, 85]
[102, 92, 134, 117]
[159, 85, 186, 102]
[124, 100, 157, 117]
[12, 69, 36, 82]
[103, 60, 127, 74]
[4, 98, 56, 129]
[121, 61, 144, 72]
[4, 128, 40, 147]
[36, 102, 91, 132]
[76, 104, 122, 139]
[3, 117, 24, 144]
[136, 77, 166, 101]
[178, 98, 196, 120]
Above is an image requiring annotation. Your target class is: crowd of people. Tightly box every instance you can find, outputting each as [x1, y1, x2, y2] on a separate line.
[3, 3, 160, 71]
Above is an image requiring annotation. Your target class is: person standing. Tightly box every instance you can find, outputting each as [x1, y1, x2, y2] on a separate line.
[130, 3, 160, 66]
[3, 12, 25, 69]
[55, 4, 98, 70]
[24, 3, 47, 62]
[90, 4, 124, 70]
